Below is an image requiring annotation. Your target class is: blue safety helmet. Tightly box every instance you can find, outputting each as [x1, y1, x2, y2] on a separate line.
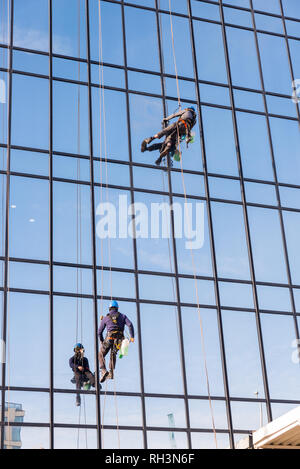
[189, 106, 196, 112]
[109, 300, 119, 310]
[74, 343, 84, 351]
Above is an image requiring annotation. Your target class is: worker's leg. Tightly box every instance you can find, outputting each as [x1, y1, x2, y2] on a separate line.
[107, 346, 117, 380]
[146, 143, 163, 153]
[74, 371, 82, 406]
[141, 123, 177, 153]
[156, 122, 177, 140]
[99, 340, 112, 382]
[85, 371, 95, 387]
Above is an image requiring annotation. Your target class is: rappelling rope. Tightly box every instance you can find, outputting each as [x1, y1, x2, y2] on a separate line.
[167, 0, 218, 448]
[75, 0, 88, 448]
[97, 0, 120, 449]
[3, 0, 11, 446]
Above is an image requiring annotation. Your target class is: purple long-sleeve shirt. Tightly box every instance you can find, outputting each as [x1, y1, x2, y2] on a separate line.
[98, 312, 134, 342]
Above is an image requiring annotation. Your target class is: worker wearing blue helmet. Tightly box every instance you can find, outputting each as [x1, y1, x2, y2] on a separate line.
[141, 106, 197, 166]
[98, 301, 134, 383]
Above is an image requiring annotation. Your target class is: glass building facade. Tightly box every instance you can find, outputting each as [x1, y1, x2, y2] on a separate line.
[0, 0, 300, 449]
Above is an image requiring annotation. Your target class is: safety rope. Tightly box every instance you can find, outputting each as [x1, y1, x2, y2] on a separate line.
[75, 0, 88, 449]
[167, 0, 218, 448]
[97, 0, 120, 449]
[4, 0, 11, 448]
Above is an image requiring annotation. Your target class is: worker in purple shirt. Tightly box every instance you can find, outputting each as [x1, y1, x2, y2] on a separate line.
[98, 300, 134, 383]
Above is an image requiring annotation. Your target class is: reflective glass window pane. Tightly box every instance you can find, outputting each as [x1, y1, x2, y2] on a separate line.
[133, 191, 176, 273]
[147, 430, 188, 449]
[283, 211, 300, 284]
[270, 117, 300, 185]
[255, 13, 283, 34]
[191, 1, 220, 21]
[252, 0, 281, 14]
[53, 58, 88, 82]
[234, 90, 264, 112]
[261, 313, 300, 400]
[53, 82, 89, 155]
[219, 281, 254, 309]
[9, 261, 49, 292]
[282, 0, 300, 20]
[54, 393, 97, 425]
[286, 20, 300, 38]
[182, 307, 225, 396]
[203, 107, 238, 176]
[160, 13, 194, 78]
[145, 397, 187, 428]
[13, 50, 49, 76]
[224, 7, 252, 28]
[267, 95, 298, 118]
[280, 186, 300, 210]
[89, 0, 124, 66]
[93, 89, 129, 161]
[10, 176, 49, 260]
[10, 149, 49, 177]
[7, 293, 49, 388]
[248, 207, 288, 283]
[141, 303, 184, 394]
[189, 399, 228, 429]
[222, 309, 265, 398]
[160, 0, 188, 15]
[245, 182, 277, 206]
[52, 0, 86, 58]
[54, 428, 97, 449]
[209, 177, 242, 202]
[53, 181, 92, 265]
[15, 426, 49, 449]
[200, 84, 231, 107]
[94, 187, 134, 269]
[194, 21, 228, 84]
[226, 28, 261, 90]
[54, 296, 95, 389]
[13, 0, 49, 52]
[237, 112, 274, 181]
[224, 0, 249, 7]
[231, 401, 268, 431]
[12, 75, 49, 150]
[125, 7, 159, 72]
[258, 33, 292, 95]
[102, 429, 144, 450]
[128, 71, 162, 96]
[257, 285, 292, 312]
[5, 391, 49, 424]
[212, 202, 251, 280]
[191, 432, 230, 449]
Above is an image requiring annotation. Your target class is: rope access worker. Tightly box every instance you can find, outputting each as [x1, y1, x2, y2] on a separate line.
[69, 343, 96, 407]
[141, 106, 197, 166]
[98, 300, 134, 383]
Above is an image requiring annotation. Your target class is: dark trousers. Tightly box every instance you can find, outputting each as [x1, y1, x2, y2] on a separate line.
[74, 370, 95, 397]
[148, 121, 187, 156]
[99, 336, 123, 372]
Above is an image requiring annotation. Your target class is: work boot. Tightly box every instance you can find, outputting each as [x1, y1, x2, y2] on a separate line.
[107, 370, 114, 380]
[141, 137, 154, 153]
[100, 369, 109, 383]
[155, 156, 163, 166]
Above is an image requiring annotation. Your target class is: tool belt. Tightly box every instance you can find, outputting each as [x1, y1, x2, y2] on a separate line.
[106, 330, 124, 341]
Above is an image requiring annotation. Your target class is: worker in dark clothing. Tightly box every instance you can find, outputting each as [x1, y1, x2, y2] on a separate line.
[98, 300, 134, 383]
[141, 107, 197, 166]
[69, 343, 96, 407]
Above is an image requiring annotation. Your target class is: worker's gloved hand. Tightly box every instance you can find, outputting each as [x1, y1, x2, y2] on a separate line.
[130, 338, 135, 343]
